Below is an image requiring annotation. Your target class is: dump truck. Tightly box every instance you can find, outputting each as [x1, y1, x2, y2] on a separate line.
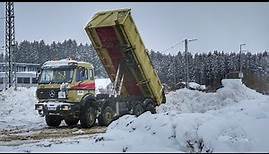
[35, 8, 165, 128]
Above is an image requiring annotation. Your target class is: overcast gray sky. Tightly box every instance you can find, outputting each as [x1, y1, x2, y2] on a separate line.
[1, 2, 269, 54]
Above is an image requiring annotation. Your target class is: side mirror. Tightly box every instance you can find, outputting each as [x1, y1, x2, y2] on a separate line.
[36, 69, 41, 81]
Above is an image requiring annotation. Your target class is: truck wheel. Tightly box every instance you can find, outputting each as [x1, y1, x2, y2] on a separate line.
[64, 118, 79, 127]
[97, 115, 105, 126]
[146, 102, 156, 114]
[144, 99, 156, 114]
[45, 115, 62, 127]
[133, 103, 144, 117]
[80, 106, 96, 128]
[99, 105, 115, 126]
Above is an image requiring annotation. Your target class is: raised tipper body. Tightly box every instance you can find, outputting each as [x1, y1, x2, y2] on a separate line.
[85, 9, 165, 105]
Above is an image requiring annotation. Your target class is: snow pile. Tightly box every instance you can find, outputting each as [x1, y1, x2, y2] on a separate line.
[188, 82, 206, 90]
[178, 81, 206, 90]
[90, 79, 269, 152]
[0, 87, 45, 130]
[95, 112, 180, 152]
[158, 79, 264, 113]
[217, 79, 262, 102]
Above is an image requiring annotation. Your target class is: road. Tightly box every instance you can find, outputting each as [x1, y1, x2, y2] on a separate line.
[0, 125, 107, 146]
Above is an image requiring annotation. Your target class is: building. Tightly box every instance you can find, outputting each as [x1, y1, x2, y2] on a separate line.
[0, 62, 40, 72]
[0, 62, 40, 90]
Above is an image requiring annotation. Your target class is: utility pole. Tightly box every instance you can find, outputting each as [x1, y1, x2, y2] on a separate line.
[173, 55, 176, 87]
[5, 2, 17, 90]
[239, 43, 246, 79]
[184, 38, 197, 89]
[184, 39, 189, 89]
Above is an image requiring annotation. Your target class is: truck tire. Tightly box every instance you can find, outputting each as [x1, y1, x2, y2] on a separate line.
[80, 106, 96, 128]
[143, 99, 156, 114]
[133, 103, 144, 117]
[98, 105, 115, 126]
[64, 118, 79, 127]
[45, 115, 62, 127]
[146, 102, 156, 114]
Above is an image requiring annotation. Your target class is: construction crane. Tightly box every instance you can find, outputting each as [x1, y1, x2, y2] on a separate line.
[5, 2, 16, 90]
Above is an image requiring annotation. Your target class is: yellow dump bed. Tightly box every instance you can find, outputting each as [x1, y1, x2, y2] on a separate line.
[85, 9, 165, 105]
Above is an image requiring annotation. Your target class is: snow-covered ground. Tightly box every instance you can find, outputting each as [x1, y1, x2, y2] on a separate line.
[0, 87, 45, 130]
[95, 78, 111, 94]
[0, 79, 269, 152]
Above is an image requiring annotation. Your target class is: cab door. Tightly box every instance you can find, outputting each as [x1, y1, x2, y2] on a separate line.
[70, 67, 95, 102]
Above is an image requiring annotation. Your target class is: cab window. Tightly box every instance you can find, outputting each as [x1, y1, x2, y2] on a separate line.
[76, 67, 88, 82]
[89, 69, 94, 80]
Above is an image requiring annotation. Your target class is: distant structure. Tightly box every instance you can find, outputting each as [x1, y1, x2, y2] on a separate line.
[0, 62, 40, 91]
[225, 71, 241, 79]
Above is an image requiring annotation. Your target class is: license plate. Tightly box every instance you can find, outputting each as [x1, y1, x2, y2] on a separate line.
[48, 106, 57, 111]
[58, 91, 66, 99]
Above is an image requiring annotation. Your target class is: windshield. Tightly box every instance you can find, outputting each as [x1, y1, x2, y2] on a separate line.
[39, 68, 74, 84]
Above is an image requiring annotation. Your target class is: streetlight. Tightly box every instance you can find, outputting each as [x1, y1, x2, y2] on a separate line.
[239, 43, 246, 79]
[184, 38, 198, 89]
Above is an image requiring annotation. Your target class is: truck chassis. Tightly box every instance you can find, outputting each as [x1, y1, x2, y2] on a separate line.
[35, 94, 156, 128]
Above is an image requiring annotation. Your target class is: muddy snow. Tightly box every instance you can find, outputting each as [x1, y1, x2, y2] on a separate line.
[0, 79, 268, 152]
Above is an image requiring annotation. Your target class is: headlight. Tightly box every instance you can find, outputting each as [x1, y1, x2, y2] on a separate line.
[61, 105, 70, 111]
[36, 105, 43, 110]
[58, 91, 66, 99]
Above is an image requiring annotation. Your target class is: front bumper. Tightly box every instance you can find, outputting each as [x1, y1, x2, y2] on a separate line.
[35, 101, 80, 117]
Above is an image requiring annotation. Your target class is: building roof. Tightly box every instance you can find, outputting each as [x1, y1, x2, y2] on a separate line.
[0, 62, 40, 66]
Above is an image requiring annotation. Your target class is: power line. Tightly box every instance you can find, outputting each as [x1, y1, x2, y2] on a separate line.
[152, 41, 183, 55]
[151, 38, 199, 56]
[162, 42, 182, 53]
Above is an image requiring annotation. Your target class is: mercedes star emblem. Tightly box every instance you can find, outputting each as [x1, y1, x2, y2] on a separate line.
[49, 90, 55, 98]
